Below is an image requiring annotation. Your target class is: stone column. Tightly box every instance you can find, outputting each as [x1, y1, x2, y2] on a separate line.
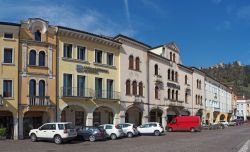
[142, 112, 149, 124]
[18, 111, 24, 139]
[113, 113, 120, 125]
[86, 113, 93, 126]
[162, 107, 168, 131]
[119, 111, 126, 124]
[13, 114, 18, 140]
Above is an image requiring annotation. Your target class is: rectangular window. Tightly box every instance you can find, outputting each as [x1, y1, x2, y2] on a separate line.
[107, 53, 114, 66]
[3, 80, 12, 97]
[77, 46, 86, 60]
[77, 75, 85, 96]
[4, 33, 13, 39]
[3, 48, 13, 63]
[63, 43, 72, 58]
[95, 49, 103, 64]
[63, 74, 72, 96]
[95, 77, 103, 98]
[107, 79, 114, 99]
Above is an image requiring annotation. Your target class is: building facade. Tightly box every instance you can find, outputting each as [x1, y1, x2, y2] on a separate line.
[114, 35, 150, 126]
[57, 26, 121, 127]
[0, 22, 20, 139]
[18, 18, 57, 139]
[204, 76, 232, 124]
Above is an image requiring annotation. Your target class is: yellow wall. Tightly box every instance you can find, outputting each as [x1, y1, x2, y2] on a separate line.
[0, 24, 19, 115]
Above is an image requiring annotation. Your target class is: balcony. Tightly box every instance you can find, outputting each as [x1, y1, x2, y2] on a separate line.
[61, 87, 93, 98]
[28, 96, 51, 106]
[213, 107, 220, 112]
[166, 98, 184, 107]
[94, 90, 120, 100]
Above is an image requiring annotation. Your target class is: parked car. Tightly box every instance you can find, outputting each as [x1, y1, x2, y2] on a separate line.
[167, 116, 201, 132]
[117, 123, 139, 138]
[76, 126, 107, 142]
[219, 120, 229, 127]
[29, 122, 77, 144]
[99, 124, 124, 140]
[228, 121, 237, 126]
[137, 122, 163, 136]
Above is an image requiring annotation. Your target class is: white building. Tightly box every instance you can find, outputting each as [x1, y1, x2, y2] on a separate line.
[205, 76, 233, 124]
[236, 97, 247, 120]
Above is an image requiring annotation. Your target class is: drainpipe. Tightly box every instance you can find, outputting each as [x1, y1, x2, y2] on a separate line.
[17, 25, 21, 139]
[55, 28, 59, 122]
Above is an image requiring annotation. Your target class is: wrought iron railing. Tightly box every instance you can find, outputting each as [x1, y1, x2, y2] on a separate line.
[61, 87, 93, 98]
[28, 96, 51, 106]
[94, 90, 120, 100]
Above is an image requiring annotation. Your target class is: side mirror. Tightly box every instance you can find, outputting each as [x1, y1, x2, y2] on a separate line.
[38, 127, 41, 130]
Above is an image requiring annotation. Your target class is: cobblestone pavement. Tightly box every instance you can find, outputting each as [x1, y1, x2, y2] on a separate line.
[1, 124, 250, 152]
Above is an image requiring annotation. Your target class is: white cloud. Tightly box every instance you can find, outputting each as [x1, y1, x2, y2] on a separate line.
[237, 5, 250, 22]
[124, 0, 131, 28]
[140, 0, 165, 15]
[216, 20, 232, 31]
[0, 1, 136, 37]
[211, 0, 223, 5]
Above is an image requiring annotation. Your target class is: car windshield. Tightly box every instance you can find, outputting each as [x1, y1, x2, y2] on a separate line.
[65, 123, 75, 129]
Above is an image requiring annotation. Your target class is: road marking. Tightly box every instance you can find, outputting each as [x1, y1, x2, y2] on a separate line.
[238, 140, 250, 152]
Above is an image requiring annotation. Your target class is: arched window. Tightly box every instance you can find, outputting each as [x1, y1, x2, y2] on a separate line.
[195, 95, 198, 104]
[197, 79, 199, 88]
[135, 57, 140, 71]
[171, 70, 174, 81]
[185, 92, 188, 103]
[176, 90, 178, 101]
[168, 69, 171, 80]
[185, 75, 188, 84]
[126, 80, 131, 95]
[199, 80, 202, 89]
[170, 52, 172, 61]
[35, 30, 41, 42]
[29, 79, 36, 96]
[132, 81, 137, 95]
[39, 80, 45, 96]
[200, 96, 203, 105]
[198, 96, 200, 105]
[39, 51, 45, 66]
[139, 82, 143, 96]
[155, 86, 159, 99]
[172, 89, 175, 100]
[175, 72, 178, 82]
[173, 53, 176, 62]
[154, 64, 158, 75]
[168, 89, 171, 99]
[129, 55, 134, 69]
[29, 50, 36, 65]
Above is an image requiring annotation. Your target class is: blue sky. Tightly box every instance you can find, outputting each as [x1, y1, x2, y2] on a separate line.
[1, 0, 250, 67]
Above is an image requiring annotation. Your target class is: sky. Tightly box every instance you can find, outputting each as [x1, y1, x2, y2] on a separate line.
[1, 0, 250, 67]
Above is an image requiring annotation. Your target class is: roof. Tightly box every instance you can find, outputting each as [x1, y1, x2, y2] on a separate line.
[178, 64, 193, 73]
[113, 34, 151, 48]
[147, 51, 171, 62]
[58, 26, 121, 45]
[0, 21, 20, 26]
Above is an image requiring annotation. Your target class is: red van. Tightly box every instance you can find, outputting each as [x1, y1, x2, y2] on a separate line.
[167, 116, 201, 132]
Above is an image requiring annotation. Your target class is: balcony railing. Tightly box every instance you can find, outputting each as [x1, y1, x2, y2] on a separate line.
[95, 90, 120, 100]
[61, 87, 93, 98]
[213, 107, 220, 112]
[61, 87, 120, 100]
[28, 96, 51, 106]
[166, 99, 184, 107]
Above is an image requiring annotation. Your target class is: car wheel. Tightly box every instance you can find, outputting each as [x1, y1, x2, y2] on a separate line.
[110, 134, 117, 140]
[54, 135, 63, 144]
[89, 135, 96, 142]
[154, 130, 160, 136]
[190, 128, 195, 132]
[30, 133, 37, 142]
[168, 128, 173, 132]
[127, 132, 133, 138]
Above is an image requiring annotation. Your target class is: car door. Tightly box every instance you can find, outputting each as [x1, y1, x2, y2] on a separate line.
[47, 124, 56, 139]
[149, 124, 157, 133]
[37, 124, 50, 139]
[105, 125, 113, 136]
[139, 124, 149, 134]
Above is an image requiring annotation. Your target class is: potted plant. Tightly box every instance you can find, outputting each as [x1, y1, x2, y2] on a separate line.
[0, 128, 6, 140]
